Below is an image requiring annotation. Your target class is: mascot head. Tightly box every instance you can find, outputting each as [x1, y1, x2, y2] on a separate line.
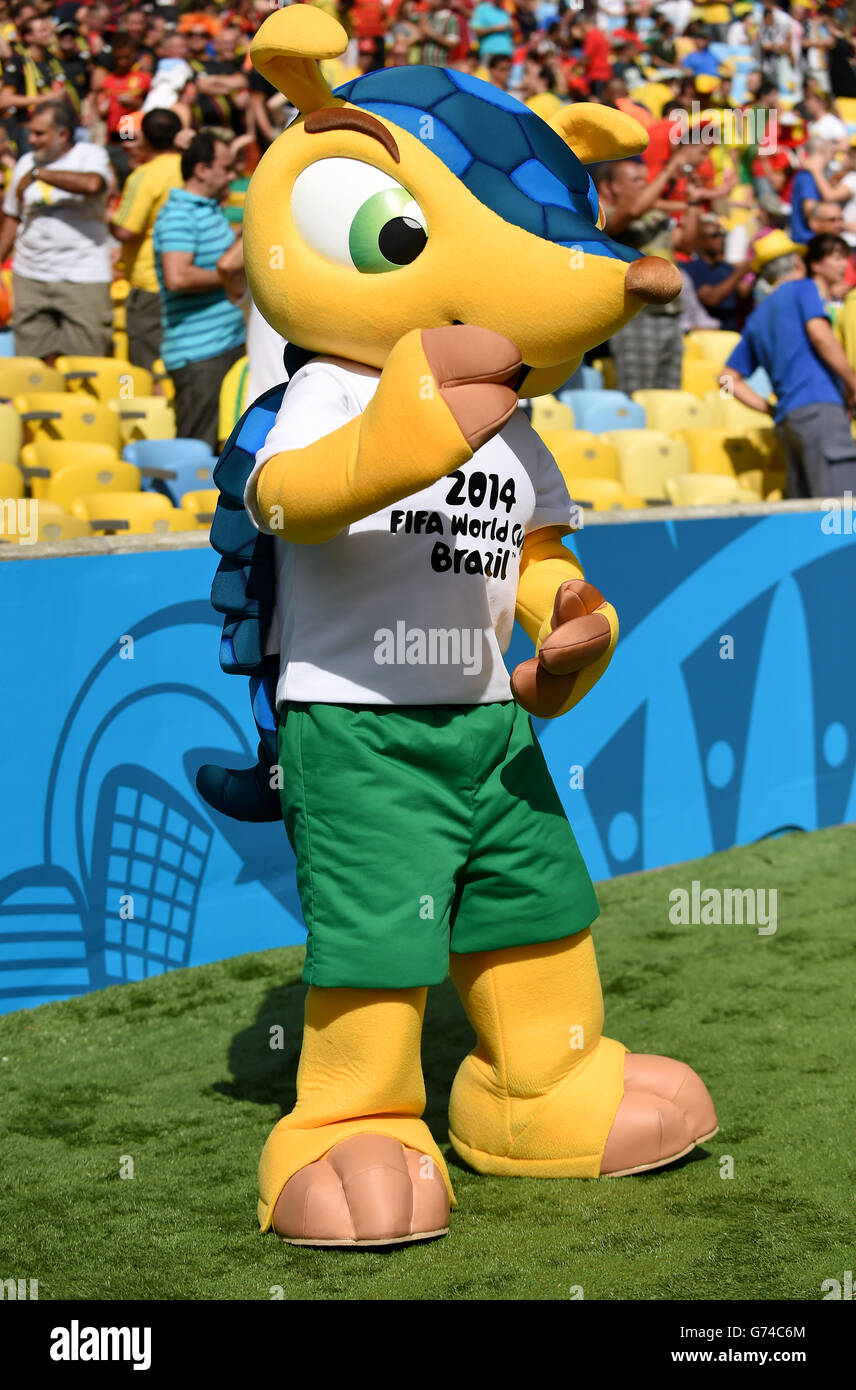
[245, 7, 681, 396]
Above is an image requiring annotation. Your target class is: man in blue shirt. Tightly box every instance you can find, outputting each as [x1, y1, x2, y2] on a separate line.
[682, 30, 721, 80]
[153, 129, 246, 448]
[789, 162, 821, 244]
[684, 216, 754, 332]
[471, 2, 514, 62]
[721, 234, 856, 497]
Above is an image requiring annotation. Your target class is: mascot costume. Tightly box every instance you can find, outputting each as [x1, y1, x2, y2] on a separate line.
[198, 6, 718, 1248]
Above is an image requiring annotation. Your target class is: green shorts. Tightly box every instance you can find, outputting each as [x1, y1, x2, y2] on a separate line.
[277, 700, 599, 989]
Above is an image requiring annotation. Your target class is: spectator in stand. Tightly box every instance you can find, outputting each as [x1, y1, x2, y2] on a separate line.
[143, 31, 195, 126]
[487, 52, 512, 92]
[823, 9, 856, 100]
[596, 153, 701, 394]
[0, 98, 113, 360]
[757, 0, 794, 86]
[571, 14, 611, 98]
[387, 1, 422, 67]
[350, 0, 389, 69]
[612, 41, 645, 93]
[54, 22, 90, 115]
[681, 27, 720, 80]
[189, 21, 249, 137]
[152, 128, 246, 448]
[801, 86, 848, 147]
[646, 17, 678, 71]
[109, 107, 182, 371]
[684, 215, 755, 332]
[807, 200, 845, 236]
[471, 0, 513, 64]
[723, 233, 856, 497]
[420, 0, 461, 69]
[790, 140, 832, 243]
[0, 13, 68, 156]
[96, 32, 152, 185]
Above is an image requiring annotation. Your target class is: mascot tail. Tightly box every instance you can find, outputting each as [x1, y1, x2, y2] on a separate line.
[196, 382, 287, 823]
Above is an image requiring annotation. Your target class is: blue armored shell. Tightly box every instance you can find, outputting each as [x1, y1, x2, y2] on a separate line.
[335, 67, 639, 262]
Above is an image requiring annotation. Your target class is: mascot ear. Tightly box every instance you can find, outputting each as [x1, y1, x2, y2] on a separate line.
[250, 6, 348, 115]
[549, 105, 649, 164]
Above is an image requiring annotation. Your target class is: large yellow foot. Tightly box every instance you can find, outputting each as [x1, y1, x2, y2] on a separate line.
[272, 1135, 450, 1247]
[600, 1054, 718, 1177]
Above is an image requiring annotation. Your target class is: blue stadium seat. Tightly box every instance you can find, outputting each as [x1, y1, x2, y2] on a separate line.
[0, 330, 15, 357]
[555, 389, 646, 434]
[558, 363, 604, 392]
[122, 438, 217, 506]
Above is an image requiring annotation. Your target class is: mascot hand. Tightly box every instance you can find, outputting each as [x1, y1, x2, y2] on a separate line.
[511, 579, 617, 719]
[389, 323, 521, 456]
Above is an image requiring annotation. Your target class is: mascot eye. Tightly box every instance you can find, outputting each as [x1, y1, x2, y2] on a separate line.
[291, 157, 428, 274]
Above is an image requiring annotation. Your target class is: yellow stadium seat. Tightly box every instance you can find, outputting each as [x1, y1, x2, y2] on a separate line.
[590, 356, 616, 390]
[675, 428, 768, 477]
[0, 400, 22, 465]
[563, 476, 645, 511]
[0, 358, 65, 398]
[15, 394, 122, 450]
[0, 459, 25, 498]
[631, 389, 716, 432]
[682, 357, 721, 397]
[530, 395, 575, 436]
[47, 460, 142, 512]
[538, 429, 619, 481]
[19, 440, 120, 499]
[218, 355, 250, 446]
[685, 330, 742, 365]
[152, 358, 175, 403]
[57, 356, 154, 402]
[665, 473, 761, 506]
[738, 468, 786, 500]
[602, 430, 692, 502]
[107, 396, 176, 444]
[180, 489, 219, 527]
[0, 498, 93, 544]
[71, 490, 192, 534]
[835, 96, 856, 127]
[706, 392, 777, 436]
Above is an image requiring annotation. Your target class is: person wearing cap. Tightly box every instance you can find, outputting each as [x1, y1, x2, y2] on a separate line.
[681, 27, 720, 80]
[54, 22, 89, 112]
[722, 232, 856, 497]
[684, 216, 755, 333]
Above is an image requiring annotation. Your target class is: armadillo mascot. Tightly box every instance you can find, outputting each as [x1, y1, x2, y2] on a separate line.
[198, 5, 718, 1248]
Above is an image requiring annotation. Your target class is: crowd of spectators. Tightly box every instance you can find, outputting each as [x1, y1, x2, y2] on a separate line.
[1, 0, 856, 484]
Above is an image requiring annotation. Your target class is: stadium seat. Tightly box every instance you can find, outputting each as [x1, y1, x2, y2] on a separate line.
[685, 330, 742, 365]
[0, 358, 65, 398]
[47, 460, 142, 512]
[218, 354, 250, 445]
[530, 395, 575, 435]
[152, 358, 175, 403]
[682, 358, 721, 397]
[632, 82, 675, 117]
[19, 440, 120, 499]
[563, 476, 645, 510]
[631, 389, 716, 432]
[14, 393, 122, 449]
[558, 363, 604, 392]
[0, 329, 15, 357]
[706, 392, 778, 436]
[71, 490, 193, 534]
[180, 489, 219, 526]
[603, 430, 692, 501]
[56, 356, 154, 402]
[0, 459, 25, 498]
[538, 428, 619, 481]
[665, 473, 760, 506]
[676, 428, 768, 478]
[590, 356, 616, 390]
[0, 401, 22, 465]
[0, 499, 92, 543]
[836, 96, 856, 130]
[107, 396, 176, 444]
[558, 390, 645, 433]
[122, 438, 217, 504]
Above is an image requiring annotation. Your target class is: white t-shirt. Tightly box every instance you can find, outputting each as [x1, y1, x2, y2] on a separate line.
[809, 112, 847, 144]
[143, 57, 194, 113]
[3, 142, 114, 283]
[245, 356, 574, 706]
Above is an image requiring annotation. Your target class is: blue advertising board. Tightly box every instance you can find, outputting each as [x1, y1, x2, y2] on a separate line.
[1, 508, 854, 1013]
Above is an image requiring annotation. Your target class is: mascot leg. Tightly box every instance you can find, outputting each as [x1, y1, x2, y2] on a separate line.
[259, 985, 455, 1245]
[448, 931, 717, 1178]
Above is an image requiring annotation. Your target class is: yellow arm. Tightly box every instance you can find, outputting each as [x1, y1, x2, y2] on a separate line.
[253, 329, 472, 544]
[515, 524, 619, 712]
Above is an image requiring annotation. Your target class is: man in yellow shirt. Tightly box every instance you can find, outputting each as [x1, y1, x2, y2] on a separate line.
[109, 109, 182, 370]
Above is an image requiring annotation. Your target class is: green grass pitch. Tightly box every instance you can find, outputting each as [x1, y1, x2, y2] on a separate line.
[1, 826, 854, 1301]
